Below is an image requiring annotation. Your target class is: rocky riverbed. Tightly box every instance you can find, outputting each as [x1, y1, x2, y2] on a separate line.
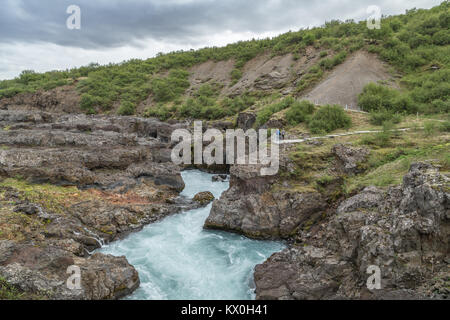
[207, 160, 449, 300]
[0, 106, 448, 300]
[0, 109, 209, 299]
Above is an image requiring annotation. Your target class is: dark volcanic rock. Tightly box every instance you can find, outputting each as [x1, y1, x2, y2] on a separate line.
[193, 191, 215, 205]
[254, 163, 449, 300]
[0, 241, 139, 300]
[0, 108, 197, 299]
[236, 112, 256, 131]
[332, 143, 370, 175]
[205, 164, 326, 239]
[13, 203, 39, 215]
[212, 174, 228, 182]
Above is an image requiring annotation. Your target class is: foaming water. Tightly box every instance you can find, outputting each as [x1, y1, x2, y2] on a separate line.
[100, 170, 285, 300]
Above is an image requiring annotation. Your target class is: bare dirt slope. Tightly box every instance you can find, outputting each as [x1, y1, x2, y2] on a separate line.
[0, 84, 81, 113]
[302, 51, 396, 109]
[226, 48, 321, 96]
[188, 59, 235, 93]
[184, 48, 322, 97]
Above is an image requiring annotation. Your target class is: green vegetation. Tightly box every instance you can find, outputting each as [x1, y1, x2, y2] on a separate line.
[151, 69, 190, 103]
[231, 69, 243, 85]
[308, 104, 352, 134]
[358, 83, 416, 113]
[145, 84, 255, 120]
[285, 100, 316, 125]
[117, 101, 136, 116]
[0, 178, 92, 215]
[369, 109, 403, 125]
[0, 277, 24, 300]
[319, 51, 348, 70]
[361, 121, 396, 147]
[255, 97, 295, 127]
[346, 140, 449, 193]
[0, 2, 448, 120]
[0, 276, 48, 300]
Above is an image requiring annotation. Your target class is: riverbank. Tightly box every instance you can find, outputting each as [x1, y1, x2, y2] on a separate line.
[100, 170, 285, 300]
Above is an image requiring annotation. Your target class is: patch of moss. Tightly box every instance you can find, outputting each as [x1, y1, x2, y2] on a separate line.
[0, 277, 47, 300]
[0, 179, 93, 215]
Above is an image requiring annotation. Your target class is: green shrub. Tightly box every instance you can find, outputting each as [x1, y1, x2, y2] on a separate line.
[307, 104, 352, 134]
[117, 101, 136, 116]
[285, 100, 315, 125]
[80, 94, 97, 114]
[358, 83, 417, 114]
[231, 69, 243, 83]
[309, 65, 321, 74]
[151, 69, 190, 102]
[423, 121, 437, 136]
[319, 58, 334, 70]
[221, 94, 255, 114]
[255, 97, 295, 127]
[432, 30, 450, 45]
[0, 2, 448, 120]
[303, 34, 315, 45]
[332, 51, 347, 65]
[0, 87, 25, 99]
[438, 121, 450, 132]
[361, 121, 394, 147]
[145, 105, 173, 120]
[369, 109, 402, 125]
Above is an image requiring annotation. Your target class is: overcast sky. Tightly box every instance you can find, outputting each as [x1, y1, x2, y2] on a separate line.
[0, 0, 443, 80]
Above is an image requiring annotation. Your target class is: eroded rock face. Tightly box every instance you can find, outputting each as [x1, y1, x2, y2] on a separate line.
[0, 109, 197, 299]
[212, 174, 228, 182]
[332, 143, 370, 175]
[205, 164, 326, 239]
[0, 112, 187, 192]
[0, 241, 139, 300]
[254, 163, 449, 300]
[236, 112, 256, 131]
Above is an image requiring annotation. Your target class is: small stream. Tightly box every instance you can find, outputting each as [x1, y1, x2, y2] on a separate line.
[100, 170, 285, 300]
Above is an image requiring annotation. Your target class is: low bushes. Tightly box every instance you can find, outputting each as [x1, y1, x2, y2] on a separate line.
[255, 97, 295, 127]
[358, 83, 417, 114]
[151, 69, 190, 103]
[319, 51, 348, 70]
[307, 104, 352, 134]
[361, 121, 395, 147]
[117, 101, 136, 116]
[285, 100, 315, 125]
[230, 69, 243, 84]
[369, 109, 402, 125]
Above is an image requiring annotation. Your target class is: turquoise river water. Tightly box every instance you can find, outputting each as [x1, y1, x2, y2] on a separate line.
[100, 170, 285, 300]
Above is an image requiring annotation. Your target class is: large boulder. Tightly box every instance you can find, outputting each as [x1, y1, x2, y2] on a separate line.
[0, 241, 139, 300]
[193, 192, 215, 205]
[205, 164, 326, 239]
[254, 162, 450, 300]
[332, 143, 370, 175]
[236, 112, 256, 131]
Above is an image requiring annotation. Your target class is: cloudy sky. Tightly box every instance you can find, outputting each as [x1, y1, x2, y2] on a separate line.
[0, 0, 443, 80]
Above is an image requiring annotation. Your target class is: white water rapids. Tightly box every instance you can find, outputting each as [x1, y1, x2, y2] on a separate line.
[100, 170, 285, 300]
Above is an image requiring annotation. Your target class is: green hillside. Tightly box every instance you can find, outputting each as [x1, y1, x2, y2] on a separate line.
[0, 1, 448, 120]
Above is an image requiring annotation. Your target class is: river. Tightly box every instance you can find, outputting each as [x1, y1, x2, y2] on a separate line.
[100, 170, 285, 300]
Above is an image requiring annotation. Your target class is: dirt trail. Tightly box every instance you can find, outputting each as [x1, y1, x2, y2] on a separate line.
[276, 128, 418, 145]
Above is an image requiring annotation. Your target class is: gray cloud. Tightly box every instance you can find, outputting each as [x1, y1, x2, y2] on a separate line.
[0, 0, 443, 79]
[0, 0, 443, 49]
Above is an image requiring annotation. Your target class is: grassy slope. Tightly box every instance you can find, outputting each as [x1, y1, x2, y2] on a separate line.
[0, 2, 448, 120]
